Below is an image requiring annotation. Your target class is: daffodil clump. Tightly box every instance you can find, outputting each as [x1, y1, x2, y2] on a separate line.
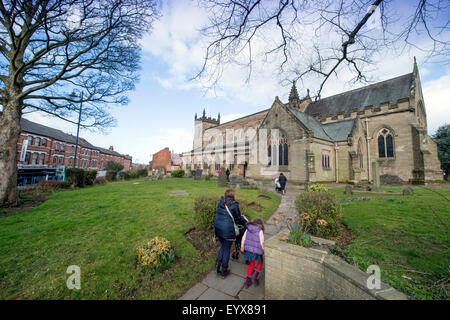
[137, 237, 176, 271]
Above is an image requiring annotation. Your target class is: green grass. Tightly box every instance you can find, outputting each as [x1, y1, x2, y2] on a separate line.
[329, 187, 450, 300]
[0, 178, 280, 299]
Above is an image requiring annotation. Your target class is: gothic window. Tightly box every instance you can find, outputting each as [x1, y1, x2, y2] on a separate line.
[378, 128, 394, 158]
[268, 130, 288, 166]
[322, 151, 330, 169]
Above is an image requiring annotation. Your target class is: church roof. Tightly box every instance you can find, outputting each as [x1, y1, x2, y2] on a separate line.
[305, 72, 414, 119]
[289, 108, 355, 142]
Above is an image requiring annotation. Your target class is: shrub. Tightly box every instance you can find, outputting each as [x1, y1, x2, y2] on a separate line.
[308, 183, 328, 193]
[194, 196, 218, 233]
[39, 180, 71, 192]
[119, 170, 136, 180]
[105, 161, 124, 181]
[65, 168, 85, 188]
[95, 177, 107, 185]
[295, 191, 342, 238]
[171, 169, 185, 178]
[84, 169, 97, 186]
[135, 169, 148, 178]
[136, 237, 176, 271]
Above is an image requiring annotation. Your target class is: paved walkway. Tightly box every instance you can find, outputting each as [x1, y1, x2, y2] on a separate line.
[179, 188, 300, 300]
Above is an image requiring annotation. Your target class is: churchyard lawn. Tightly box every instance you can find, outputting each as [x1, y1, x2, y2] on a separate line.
[331, 187, 449, 300]
[0, 178, 280, 299]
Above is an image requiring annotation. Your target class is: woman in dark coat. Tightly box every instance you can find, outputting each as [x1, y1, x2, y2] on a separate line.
[278, 173, 287, 195]
[214, 189, 248, 277]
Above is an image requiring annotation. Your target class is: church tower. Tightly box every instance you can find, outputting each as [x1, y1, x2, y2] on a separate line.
[193, 109, 220, 149]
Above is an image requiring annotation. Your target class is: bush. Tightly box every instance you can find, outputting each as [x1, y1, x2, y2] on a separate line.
[171, 169, 185, 178]
[119, 170, 135, 180]
[295, 191, 342, 238]
[136, 237, 176, 271]
[135, 169, 148, 178]
[194, 196, 218, 233]
[39, 180, 71, 192]
[105, 161, 124, 181]
[65, 168, 85, 188]
[95, 177, 107, 185]
[308, 183, 328, 193]
[84, 169, 97, 186]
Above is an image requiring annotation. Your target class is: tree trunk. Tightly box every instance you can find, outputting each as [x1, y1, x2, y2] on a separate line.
[0, 101, 22, 207]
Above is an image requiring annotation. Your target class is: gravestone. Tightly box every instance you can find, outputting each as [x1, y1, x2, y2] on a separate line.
[157, 175, 163, 180]
[372, 161, 381, 192]
[194, 169, 203, 180]
[217, 168, 228, 187]
[344, 185, 353, 195]
[402, 186, 414, 196]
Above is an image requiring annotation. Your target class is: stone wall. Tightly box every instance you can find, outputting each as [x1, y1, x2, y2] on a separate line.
[265, 229, 408, 300]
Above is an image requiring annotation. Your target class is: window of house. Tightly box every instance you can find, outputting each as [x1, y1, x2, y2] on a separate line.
[55, 142, 59, 150]
[378, 128, 394, 158]
[53, 156, 57, 164]
[27, 136, 33, 145]
[25, 152, 31, 164]
[39, 154, 45, 165]
[32, 153, 38, 165]
[42, 139, 47, 147]
[35, 137, 40, 146]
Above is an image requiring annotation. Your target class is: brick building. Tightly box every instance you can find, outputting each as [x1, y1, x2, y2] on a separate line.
[151, 147, 181, 174]
[182, 60, 443, 184]
[13, 116, 132, 171]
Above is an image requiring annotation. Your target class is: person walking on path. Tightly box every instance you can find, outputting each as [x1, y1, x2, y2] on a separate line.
[278, 173, 287, 195]
[214, 189, 248, 278]
[240, 218, 265, 289]
[226, 168, 230, 182]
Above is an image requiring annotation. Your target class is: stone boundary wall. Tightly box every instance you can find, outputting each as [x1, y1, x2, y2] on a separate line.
[265, 229, 408, 300]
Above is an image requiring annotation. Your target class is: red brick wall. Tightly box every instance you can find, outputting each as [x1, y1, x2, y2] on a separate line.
[152, 148, 172, 173]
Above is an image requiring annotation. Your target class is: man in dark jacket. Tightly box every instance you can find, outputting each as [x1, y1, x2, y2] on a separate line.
[278, 173, 287, 195]
[214, 189, 248, 277]
[225, 168, 230, 182]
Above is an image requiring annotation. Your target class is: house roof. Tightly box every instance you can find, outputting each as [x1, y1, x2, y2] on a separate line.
[305, 73, 413, 119]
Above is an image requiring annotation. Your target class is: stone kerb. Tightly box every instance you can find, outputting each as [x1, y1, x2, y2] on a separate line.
[265, 229, 408, 300]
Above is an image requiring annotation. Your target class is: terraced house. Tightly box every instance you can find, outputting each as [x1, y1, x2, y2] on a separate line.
[182, 60, 443, 184]
[6, 116, 133, 184]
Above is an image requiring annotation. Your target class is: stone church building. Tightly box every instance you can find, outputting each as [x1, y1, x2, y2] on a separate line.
[181, 61, 442, 184]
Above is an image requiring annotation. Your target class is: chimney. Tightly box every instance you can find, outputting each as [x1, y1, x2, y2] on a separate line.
[109, 145, 114, 151]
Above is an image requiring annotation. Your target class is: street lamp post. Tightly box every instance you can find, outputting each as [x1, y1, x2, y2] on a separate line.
[71, 90, 83, 168]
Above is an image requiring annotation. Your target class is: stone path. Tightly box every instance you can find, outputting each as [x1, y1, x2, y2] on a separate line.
[179, 188, 300, 300]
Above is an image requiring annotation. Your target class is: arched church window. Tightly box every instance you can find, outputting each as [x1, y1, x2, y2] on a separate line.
[267, 130, 288, 166]
[378, 128, 394, 158]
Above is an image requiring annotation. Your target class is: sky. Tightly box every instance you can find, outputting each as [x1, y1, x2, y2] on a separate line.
[24, 0, 450, 165]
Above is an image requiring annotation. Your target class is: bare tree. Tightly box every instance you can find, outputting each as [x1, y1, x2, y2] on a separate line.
[0, 0, 159, 206]
[196, 0, 450, 98]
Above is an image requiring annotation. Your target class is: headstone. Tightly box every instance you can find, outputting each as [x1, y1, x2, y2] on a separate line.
[157, 175, 163, 180]
[344, 185, 353, 195]
[372, 161, 381, 191]
[402, 186, 414, 196]
[145, 176, 152, 181]
[194, 169, 203, 180]
[217, 168, 228, 187]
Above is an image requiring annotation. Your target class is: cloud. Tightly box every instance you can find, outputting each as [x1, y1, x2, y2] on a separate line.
[220, 113, 247, 124]
[154, 128, 194, 154]
[422, 70, 450, 135]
